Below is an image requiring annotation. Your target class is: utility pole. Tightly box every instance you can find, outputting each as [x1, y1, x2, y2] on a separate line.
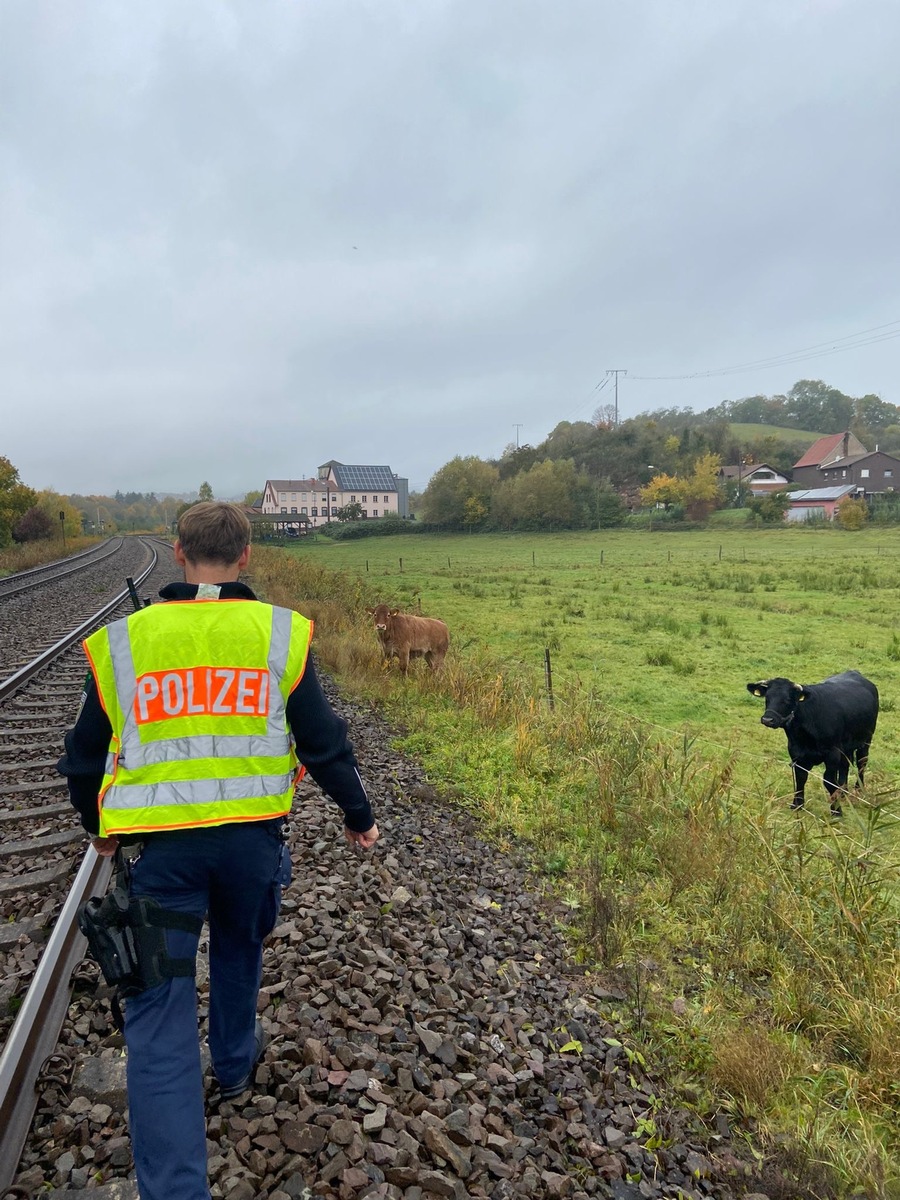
[606, 369, 627, 426]
[513, 423, 523, 449]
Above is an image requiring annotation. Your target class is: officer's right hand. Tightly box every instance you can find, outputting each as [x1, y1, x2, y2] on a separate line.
[91, 836, 119, 857]
[344, 823, 379, 849]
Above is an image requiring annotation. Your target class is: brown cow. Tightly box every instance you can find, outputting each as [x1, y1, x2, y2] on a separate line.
[367, 604, 449, 673]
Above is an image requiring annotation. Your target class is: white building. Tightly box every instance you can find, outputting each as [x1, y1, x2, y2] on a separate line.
[261, 462, 408, 531]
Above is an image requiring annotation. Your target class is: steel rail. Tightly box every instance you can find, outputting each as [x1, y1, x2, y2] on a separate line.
[0, 544, 158, 1192]
[0, 538, 124, 602]
[0, 545, 158, 699]
[0, 847, 113, 1194]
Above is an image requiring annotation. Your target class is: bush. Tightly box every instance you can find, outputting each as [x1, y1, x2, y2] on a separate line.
[12, 506, 55, 542]
[836, 496, 869, 530]
[326, 517, 432, 540]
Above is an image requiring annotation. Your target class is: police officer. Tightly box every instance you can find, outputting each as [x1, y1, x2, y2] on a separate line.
[58, 502, 378, 1200]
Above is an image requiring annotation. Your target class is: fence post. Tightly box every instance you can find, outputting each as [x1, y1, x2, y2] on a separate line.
[719, 545, 723, 561]
[600, 550, 604, 565]
[366, 560, 369, 572]
[399, 557, 403, 572]
[532, 550, 535, 566]
[544, 648, 555, 710]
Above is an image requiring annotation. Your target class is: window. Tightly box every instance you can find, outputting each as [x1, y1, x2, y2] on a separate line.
[301, 507, 307, 514]
[331, 495, 337, 502]
[362, 510, 367, 518]
[842, 470, 847, 477]
[311, 507, 318, 517]
[291, 493, 296, 501]
[331, 506, 338, 516]
[383, 495, 389, 503]
[280, 507, 287, 513]
[885, 470, 893, 478]
[301, 492, 307, 501]
[362, 495, 367, 502]
[350, 495, 356, 502]
[291, 507, 297, 513]
[861, 469, 870, 479]
[372, 509, 378, 517]
[279, 492, 286, 501]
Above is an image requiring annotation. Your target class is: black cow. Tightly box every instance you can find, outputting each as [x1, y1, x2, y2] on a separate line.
[746, 670, 878, 815]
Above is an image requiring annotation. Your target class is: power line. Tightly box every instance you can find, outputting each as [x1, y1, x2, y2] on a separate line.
[568, 375, 611, 422]
[630, 317, 900, 382]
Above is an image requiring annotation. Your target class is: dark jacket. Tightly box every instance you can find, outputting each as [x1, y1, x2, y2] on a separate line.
[57, 581, 374, 836]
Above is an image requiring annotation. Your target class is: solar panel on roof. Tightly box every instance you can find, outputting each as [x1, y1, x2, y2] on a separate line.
[334, 465, 396, 491]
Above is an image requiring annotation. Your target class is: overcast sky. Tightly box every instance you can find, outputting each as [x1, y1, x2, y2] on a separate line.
[2, 0, 899, 498]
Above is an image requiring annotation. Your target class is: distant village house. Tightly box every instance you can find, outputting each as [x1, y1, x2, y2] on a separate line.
[717, 463, 790, 496]
[259, 462, 409, 534]
[792, 431, 900, 493]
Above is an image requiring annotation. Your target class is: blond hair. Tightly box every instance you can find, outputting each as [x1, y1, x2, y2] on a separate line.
[177, 502, 251, 565]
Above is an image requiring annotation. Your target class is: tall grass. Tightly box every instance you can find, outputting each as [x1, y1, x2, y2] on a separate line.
[0, 536, 99, 577]
[251, 546, 900, 1198]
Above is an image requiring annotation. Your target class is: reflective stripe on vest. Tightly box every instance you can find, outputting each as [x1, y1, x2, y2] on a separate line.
[104, 605, 295, 772]
[85, 601, 312, 835]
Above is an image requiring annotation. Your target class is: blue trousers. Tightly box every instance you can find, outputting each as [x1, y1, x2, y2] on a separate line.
[124, 819, 287, 1200]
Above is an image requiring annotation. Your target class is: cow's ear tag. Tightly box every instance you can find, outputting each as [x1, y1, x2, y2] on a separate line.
[797, 693, 807, 701]
[752, 687, 764, 696]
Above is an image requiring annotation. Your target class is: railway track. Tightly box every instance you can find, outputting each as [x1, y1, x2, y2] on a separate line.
[0, 538, 125, 603]
[0, 537, 172, 1194]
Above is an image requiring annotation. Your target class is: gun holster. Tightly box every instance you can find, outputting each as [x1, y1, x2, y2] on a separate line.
[78, 850, 203, 999]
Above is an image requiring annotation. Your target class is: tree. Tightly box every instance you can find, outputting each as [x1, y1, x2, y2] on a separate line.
[836, 496, 868, 530]
[596, 482, 626, 527]
[463, 496, 487, 527]
[0, 456, 37, 547]
[12, 506, 54, 542]
[198, 481, 214, 502]
[422, 457, 499, 527]
[336, 502, 363, 522]
[784, 380, 853, 432]
[639, 453, 723, 521]
[243, 490, 263, 507]
[36, 490, 82, 539]
[491, 459, 593, 530]
[747, 491, 791, 523]
[592, 403, 618, 429]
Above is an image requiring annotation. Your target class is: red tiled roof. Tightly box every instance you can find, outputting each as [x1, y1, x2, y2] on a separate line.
[793, 433, 845, 469]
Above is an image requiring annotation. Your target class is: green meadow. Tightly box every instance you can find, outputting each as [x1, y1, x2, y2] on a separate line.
[288, 526, 900, 802]
[255, 526, 900, 1195]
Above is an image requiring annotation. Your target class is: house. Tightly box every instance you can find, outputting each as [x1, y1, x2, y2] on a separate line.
[785, 485, 859, 522]
[718, 463, 790, 496]
[260, 463, 409, 532]
[817, 450, 900, 494]
[316, 462, 409, 520]
[791, 432, 867, 487]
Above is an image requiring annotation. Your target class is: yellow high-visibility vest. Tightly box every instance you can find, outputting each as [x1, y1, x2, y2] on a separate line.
[83, 598, 313, 836]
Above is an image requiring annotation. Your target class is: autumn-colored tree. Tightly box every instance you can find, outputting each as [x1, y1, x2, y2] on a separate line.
[640, 453, 723, 521]
[0, 456, 37, 546]
[36, 490, 83, 539]
[462, 496, 487, 527]
[12, 506, 54, 542]
[836, 496, 869, 531]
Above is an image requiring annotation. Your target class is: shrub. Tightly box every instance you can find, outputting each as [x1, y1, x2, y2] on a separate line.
[12, 506, 55, 542]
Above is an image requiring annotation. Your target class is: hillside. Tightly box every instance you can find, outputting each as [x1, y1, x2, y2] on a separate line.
[727, 422, 823, 446]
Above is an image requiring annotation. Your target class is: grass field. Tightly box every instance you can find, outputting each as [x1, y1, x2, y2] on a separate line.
[729, 422, 823, 445]
[288, 525, 900, 804]
[257, 527, 900, 1195]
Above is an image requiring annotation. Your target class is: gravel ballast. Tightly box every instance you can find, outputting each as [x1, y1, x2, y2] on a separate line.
[13, 672, 781, 1200]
